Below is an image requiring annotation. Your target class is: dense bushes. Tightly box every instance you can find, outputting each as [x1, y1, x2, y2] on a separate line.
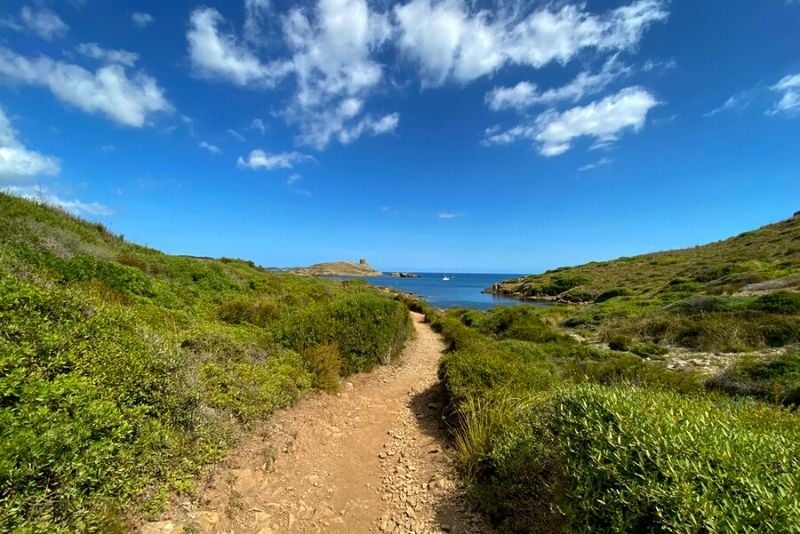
[706, 351, 800, 406]
[428, 305, 800, 533]
[277, 294, 410, 374]
[551, 385, 800, 532]
[0, 275, 214, 531]
[0, 194, 413, 531]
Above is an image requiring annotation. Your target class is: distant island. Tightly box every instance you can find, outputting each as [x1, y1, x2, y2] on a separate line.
[290, 258, 383, 277]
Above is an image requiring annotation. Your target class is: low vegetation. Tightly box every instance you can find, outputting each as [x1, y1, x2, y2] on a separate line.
[0, 193, 409, 531]
[402, 208, 800, 533]
[413, 302, 800, 532]
[491, 212, 800, 354]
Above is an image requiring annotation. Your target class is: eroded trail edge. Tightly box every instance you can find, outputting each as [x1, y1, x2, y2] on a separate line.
[143, 312, 487, 534]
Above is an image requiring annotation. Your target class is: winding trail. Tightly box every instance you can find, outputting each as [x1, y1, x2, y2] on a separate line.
[141, 312, 487, 534]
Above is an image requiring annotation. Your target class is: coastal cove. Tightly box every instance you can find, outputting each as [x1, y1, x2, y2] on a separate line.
[363, 272, 545, 310]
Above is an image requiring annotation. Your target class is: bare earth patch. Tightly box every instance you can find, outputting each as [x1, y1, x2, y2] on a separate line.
[140, 312, 487, 534]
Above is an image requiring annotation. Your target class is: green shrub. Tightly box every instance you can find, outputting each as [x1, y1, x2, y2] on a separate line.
[706, 352, 800, 406]
[277, 294, 409, 374]
[753, 291, 800, 314]
[562, 354, 703, 394]
[59, 255, 154, 297]
[594, 288, 631, 303]
[0, 275, 219, 531]
[218, 296, 282, 327]
[200, 349, 312, 423]
[477, 306, 565, 343]
[607, 334, 631, 351]
[551, 385, 800, 532]
[303, 344, 342, 392]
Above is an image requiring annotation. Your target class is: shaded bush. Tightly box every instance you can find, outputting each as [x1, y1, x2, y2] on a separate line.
[277, 294, 409, 375]
[593, 287, 631, 303]
[706, 352, 800, 406]
[218, 296, 282, 327]
[753, 290, 800, 314]
[303, 344, 342, 392]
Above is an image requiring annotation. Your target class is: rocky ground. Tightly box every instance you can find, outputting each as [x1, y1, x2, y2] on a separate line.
[140, 312, 488, 534]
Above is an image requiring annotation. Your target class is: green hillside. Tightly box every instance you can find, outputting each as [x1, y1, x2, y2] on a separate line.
[490, 212, 800, 354]
[0, 193, 409, 531]
[491, 211, 800, 303]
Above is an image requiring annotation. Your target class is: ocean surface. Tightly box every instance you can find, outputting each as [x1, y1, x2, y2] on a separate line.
[363, 272, 543, 310]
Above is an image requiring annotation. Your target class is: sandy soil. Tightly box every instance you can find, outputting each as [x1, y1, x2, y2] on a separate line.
[140, 312, 488, 534]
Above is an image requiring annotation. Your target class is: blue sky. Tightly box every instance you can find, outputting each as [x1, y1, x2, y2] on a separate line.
[0, 0, 798, 273]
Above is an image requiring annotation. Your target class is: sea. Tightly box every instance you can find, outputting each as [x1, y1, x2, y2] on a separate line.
[361, 272, 544, 310]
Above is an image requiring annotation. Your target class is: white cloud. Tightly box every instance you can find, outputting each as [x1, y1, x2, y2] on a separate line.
[0, 48, 171, 127]
[770, 73, 800, 115]
[228, 128, 246, 141]
[486, 56, 630, 110]
[132, 12, 153, 28]
[287, 173, 301, 185]
[187, 1, 397, 149]
[280, 0, 394, 146]
[577, 156, 612, 172]
[251, 118, 266, 134]
[5, 185, 111, 216]
[337, 112, 400, 145]
[485, 87, 659, 156]
[237, 149, 311, 170]
[703, 86, 761, 117]
[187, 7, 290, 87]
[394, 0, 667, 86]
[199, 141, 221, 154]
[19, 7, 69, 40]
[0, 107, 61, 180]
[76, 43, 139, 67]
[244, 0, 271, 44]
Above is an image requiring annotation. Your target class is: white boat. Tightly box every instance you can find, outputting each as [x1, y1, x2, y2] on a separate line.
[442, 274, 450, 281]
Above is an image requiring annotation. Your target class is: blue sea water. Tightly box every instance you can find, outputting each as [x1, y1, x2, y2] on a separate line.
[364, 272, 543, 310]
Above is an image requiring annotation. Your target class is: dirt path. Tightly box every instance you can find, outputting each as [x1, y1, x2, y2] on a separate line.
[141, 312, 487, 534]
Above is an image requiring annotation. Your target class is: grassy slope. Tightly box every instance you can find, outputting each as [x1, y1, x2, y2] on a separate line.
[490, 212, 800, 355]
[0, 194, 409, 531]
[492, 211, 800, 303]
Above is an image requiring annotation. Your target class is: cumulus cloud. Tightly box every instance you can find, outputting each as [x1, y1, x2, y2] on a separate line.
[187, 7, 291, 87]
[394, 0, 667, 86]
[0, 107, 61, 180]
[76, 43, 139, 67]
[199, 141, 221, 154]
[187, 0, 397, 148]
[0, 48, 170, 127]
[15, 6, 69, 40]
[770, 73, 800, 115]
[237, 149, 311, 170]
[486, 56, 631, 110]
[485, 87, 659, 156]
[132, 12, 153, 28]
[5, 185, 111, 216]
[187, 0, 666, 150]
